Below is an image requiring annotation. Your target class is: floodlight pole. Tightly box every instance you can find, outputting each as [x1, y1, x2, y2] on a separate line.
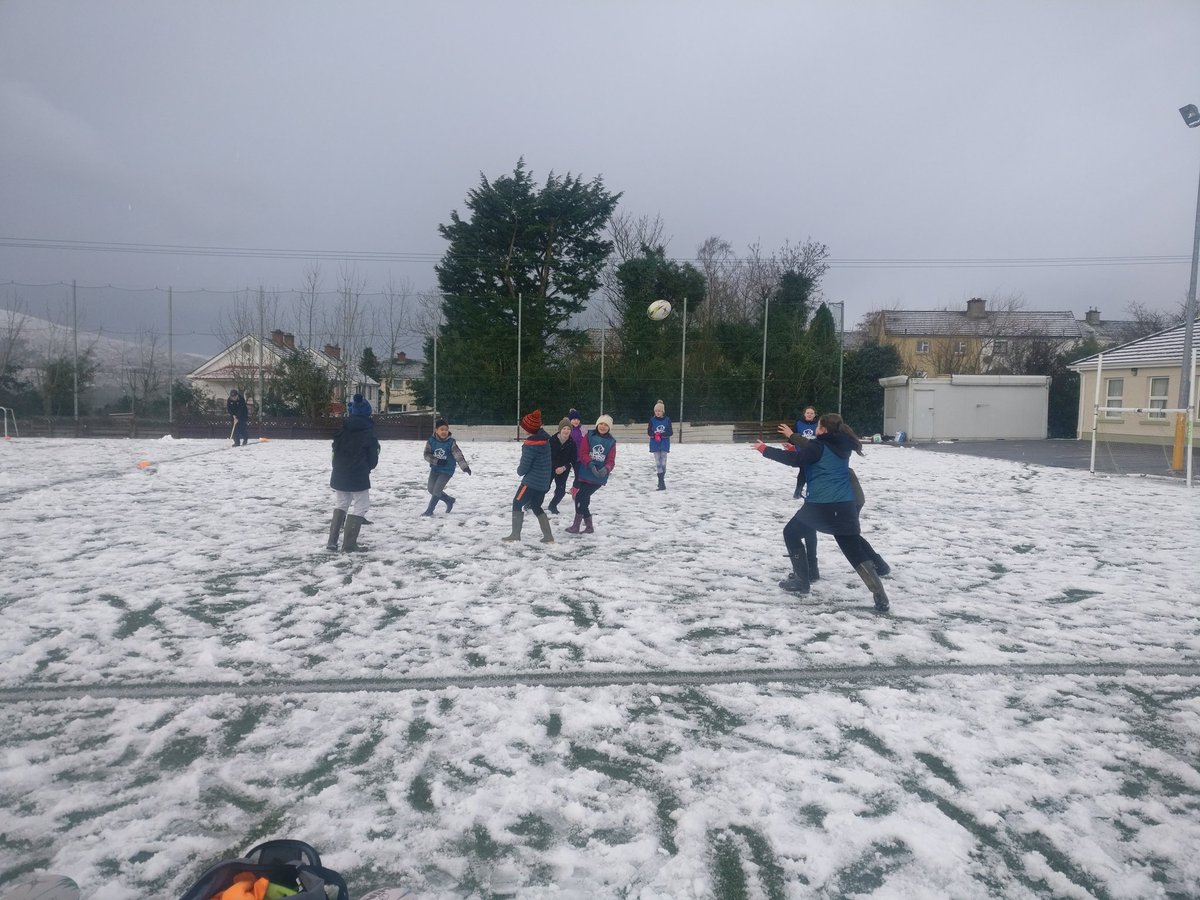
[516, 292, 522, 440]
[1175, 104, 1200, 470]
[678, 296, 688, 442]
[830, 301, 845, 414]
[758, 292, 770, 437]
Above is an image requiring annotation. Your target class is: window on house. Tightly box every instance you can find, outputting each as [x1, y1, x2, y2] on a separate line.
[993, 339, 1008, 354]
[916, 340, 930, 353]
[1148, 377, 1169, 419]
[954, 340, 967, 353]
[1104, 378, 1123, 418]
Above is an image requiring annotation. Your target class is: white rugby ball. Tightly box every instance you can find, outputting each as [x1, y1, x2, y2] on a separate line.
[1, 874, 81, 900]
[647, 299, 673, 321]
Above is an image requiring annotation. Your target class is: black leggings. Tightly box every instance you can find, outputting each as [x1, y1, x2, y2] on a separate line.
[549, 470, 569, 508]
[512, 484, 547, 516]
[783, 512, 877, 569]
[573, 482, 600, 517]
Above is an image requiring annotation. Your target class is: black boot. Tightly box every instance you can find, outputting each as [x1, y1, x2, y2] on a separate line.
[342, 515, 367, 552]
[656, 472, 665, 491]
[856, 561, 890, 612]
[326, 508, 346, 551]
[779, 553, 811, 594]
[442, 494, 455, 513]
[804, 536, 820, 581]
[872, 553, 891, 577]
[422, 497, 438, 517]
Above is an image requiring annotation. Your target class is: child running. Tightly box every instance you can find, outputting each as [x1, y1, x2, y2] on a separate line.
[423, 417, 471, 516]
[566, 413, 616, 535]
[503, 409, 554, 543]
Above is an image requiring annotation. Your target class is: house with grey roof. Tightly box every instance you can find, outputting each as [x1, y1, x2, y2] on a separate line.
[1067, 320, 1199, 446]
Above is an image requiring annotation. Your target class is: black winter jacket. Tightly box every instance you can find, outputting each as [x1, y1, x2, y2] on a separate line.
[330, 416, 381, 492]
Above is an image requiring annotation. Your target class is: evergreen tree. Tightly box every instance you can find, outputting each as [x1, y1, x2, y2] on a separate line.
[265, 350, 335, 418]
[840, 341, 902, 434]
[358, 347, 381, 383]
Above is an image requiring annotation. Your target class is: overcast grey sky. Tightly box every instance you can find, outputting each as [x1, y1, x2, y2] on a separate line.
[3, 0, 1200, 355]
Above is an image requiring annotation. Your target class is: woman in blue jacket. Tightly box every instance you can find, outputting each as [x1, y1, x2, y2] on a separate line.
[647, 400, 673, 491]
[755, 413, 890, 612]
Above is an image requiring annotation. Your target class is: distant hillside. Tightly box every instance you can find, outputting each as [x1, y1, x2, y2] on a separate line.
[2, 308, 208, 398]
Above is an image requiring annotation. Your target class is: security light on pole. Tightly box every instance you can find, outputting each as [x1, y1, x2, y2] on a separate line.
[1172, 103, 1200, 470]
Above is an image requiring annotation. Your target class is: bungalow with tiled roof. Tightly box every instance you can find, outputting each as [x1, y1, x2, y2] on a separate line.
[187, 329, 379, 414]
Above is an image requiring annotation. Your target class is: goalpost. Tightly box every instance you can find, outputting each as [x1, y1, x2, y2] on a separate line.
[1089, 349, 1196, 487]
[0, 406, 17, 439]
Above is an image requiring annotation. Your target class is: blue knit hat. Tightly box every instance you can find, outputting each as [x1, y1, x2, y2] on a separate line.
[568, 409, 581, 421]
[348, 393, 372, 417]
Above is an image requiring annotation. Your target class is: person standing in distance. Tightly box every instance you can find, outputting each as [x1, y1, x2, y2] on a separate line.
[647, 400, 673, 491]
[328, 394, 380, 552]
[227, 388, 249, 447]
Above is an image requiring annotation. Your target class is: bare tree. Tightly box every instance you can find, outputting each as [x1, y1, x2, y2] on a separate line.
[217, 287, 281, 402]
[600, 211, 669, 327]
[326, 265, 369, 402]
[694, 236, 741, 326]
[0, 295, 30, 378]
[375, 275, 413, 411]
[294, 263, 323, 350]
[119, 328, 167, 414]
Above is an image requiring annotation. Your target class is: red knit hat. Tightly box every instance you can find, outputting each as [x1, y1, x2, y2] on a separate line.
[520, 409, 542, 433]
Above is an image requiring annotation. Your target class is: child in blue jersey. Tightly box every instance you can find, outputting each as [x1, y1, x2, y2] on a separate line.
[755, 413, 890, 612]
[565, 414, 616, 535]
[788, 405, 819, 498]
[422, 417, 471, 516]
[647, 399, 673, 491]
[503, 409, 555, 543]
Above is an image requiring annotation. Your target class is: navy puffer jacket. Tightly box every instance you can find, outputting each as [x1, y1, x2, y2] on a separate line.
[330, 416, 380, 492]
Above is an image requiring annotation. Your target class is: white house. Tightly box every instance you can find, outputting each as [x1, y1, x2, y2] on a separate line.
[880, 374, 1051, 441]
[187, 329, 379, 413]
[1067, 320, 1199, 446]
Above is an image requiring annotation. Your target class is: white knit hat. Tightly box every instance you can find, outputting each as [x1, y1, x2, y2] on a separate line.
[595, 414, 614, 430]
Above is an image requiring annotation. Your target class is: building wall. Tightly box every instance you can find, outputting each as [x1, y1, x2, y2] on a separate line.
[882, 376, 1050, 441]
[1074, 365, 1199, 445]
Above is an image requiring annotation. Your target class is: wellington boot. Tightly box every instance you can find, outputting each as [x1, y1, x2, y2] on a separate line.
[342, 514, 367, 553]
[807, 555, 820, 582]
[537, 512, 554, 543]
[502, 509, 524, 542]
[565, 514, 583, 534]
[583, 516, 594, 534]
[778, 553, 810, 594]
[872, 554, 891, 577]
[856, 560, 890, 612]
[422, 497, 438, 517]
[442, 494, 456, 513]
[326, 508, 347, 551]
[656, 472, 666, 491]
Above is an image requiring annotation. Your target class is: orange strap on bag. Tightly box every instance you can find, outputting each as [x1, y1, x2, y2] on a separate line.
[211, 872, 269, 900]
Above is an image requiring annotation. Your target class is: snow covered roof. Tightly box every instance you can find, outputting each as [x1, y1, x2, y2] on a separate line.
[882, 309, 1083, 339]
[1068, 320, 1199, 371]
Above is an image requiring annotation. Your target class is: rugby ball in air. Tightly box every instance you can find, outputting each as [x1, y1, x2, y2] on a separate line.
[647, 299, 673, 321]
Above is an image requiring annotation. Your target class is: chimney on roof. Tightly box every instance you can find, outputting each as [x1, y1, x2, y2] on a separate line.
[283, 332, 295, 349]
[966, 297, 987, 319]
[270, 329, 286, 347]
[1085, 309, 1101, 326]
[395, 351, 407, 363]
[324, 343, 341, 360]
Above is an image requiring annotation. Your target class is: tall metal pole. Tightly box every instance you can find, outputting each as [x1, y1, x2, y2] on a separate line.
[516, 291, 522, 439]
[678, 296, 688, 442]
[599, 326, 605, 415]
[758, 293, 770, 436]
[258, 288, 265, 423]
[835, 301, 845, 414]
[1178, 151, 1200, 412]
[72, 280, 78, 422]
[167, 287, 174, 424]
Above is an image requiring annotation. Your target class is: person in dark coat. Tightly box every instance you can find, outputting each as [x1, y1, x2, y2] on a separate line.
[755, 413, 890, 612]
[503, 409, 555, 544]
[327, 394, 380, 552]
[227, 389, 249, 447]
[547, 417, 576, 514]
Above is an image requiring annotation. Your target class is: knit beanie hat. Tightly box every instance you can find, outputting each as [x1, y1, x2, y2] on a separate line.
[521, 409, 542, 434]
[558, 417, 572, 430]
[434, 417, 448, 429]
[568, 409, 581, 421]
[347, 394, 372, 417]
[595, 414, 614, 430]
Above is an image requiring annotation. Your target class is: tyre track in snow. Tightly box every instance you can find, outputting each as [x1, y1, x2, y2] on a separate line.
[2, 660, 1199, 704]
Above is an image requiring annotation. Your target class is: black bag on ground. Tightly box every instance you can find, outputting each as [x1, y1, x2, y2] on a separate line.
[178, 839, 350, 900]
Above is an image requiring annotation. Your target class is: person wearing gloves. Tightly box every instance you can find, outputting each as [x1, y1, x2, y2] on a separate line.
[754, 412, 890, 612]
[503, 409, 555, 544]
[566, 413, 616, 535]
[547, 417, 576, 514]
[227, 388, 250, 447]
[327, 394, 380, 552]
[423, 417, 471, 516]
[647, 399, 673, 490]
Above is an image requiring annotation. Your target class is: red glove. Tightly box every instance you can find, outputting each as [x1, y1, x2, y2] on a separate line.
[654, 433, 661, 442]
[754, 441, 766, 454]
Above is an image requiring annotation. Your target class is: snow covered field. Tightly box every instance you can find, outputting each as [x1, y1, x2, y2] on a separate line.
[1, 436, 1198, 899]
